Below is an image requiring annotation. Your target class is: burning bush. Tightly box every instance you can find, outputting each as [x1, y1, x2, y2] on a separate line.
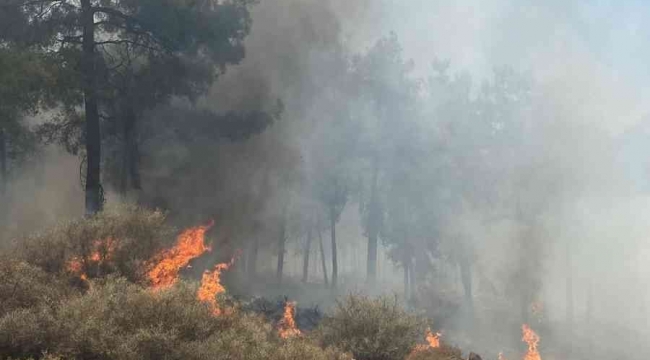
[12, 204, 174, 282]
[0, 276, 354, 360]
[316, 294, 427, 360]
[242, 297, 323, 332]
[2, 277, 246, 359]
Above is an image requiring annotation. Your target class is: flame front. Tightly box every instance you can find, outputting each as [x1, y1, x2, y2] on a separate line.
[197, 256, 236, 316]
[147, 221, 214, 289]
[278, 301, 302, 339]
[522, 324, 541, 360]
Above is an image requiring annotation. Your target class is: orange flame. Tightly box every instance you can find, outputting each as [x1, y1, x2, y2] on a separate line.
[147, 221, 214, 289]
[425, 328, 441, 348]
[66, 237, 118, 282]
[197, 256, 236, 316]
[522, 324, 541, 360]
[498, 352, 507, 360]
[66, 258, 87, 281]
[410, 328, 442, 354]
[278, 301, 302, 339]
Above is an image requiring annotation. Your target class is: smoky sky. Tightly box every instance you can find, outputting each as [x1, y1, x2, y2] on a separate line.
[3, 1, 650, 358]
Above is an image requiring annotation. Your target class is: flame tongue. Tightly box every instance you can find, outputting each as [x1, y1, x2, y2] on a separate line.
[147, 221, 214, 289]
[409, 328, 442, 355]
[197, 256, 236, 316]
[425, 328, 441, 348]
[278, 301, 302, 339]
[522, 324, 541, 360]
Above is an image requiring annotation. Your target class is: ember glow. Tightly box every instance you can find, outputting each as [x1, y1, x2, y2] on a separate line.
[66, 237, 118, 281]
[278, 301, 302, 339]
[522, 324, 541, 360]
[147, 221, 214, 289]
[197, 256, 236, 316]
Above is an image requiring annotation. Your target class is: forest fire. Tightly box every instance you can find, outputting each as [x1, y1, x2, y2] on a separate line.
[410, 328, 442, 354]
[197, 256, 237, 316]
[66, 237, 118, 281]
[425, 328, 441, 348]
[278, 301, 302, 339]
[147, 221, 214, 289]
[522, 324, 541, 360]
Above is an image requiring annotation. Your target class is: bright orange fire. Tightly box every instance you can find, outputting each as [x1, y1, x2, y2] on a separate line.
[522, 324, 541, 360]
[278, 301, 302, 339]
[66, 237, 118, 282]
[197, 256, 236, 316]
[147, 221, 214, 289]
[425, 328, 441, 348]
[410, 328, 442, 354]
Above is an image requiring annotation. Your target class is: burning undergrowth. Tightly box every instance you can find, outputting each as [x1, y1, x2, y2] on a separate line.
[241, 297, 322, 333]
[0, 206, 543, 360]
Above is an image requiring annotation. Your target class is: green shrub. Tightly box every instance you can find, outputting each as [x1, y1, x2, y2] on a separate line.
[12, 204, 174, 283]
[316, 294, 427, 360]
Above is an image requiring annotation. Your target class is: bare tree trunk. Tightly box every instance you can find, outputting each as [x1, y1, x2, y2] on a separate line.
[330, 205, 338, 288]
[410, 257, 417, 301]
[366, 161, 379, 285]
[404, 260, 410, 299]
[318, 226, 329, 286]
[565, 241, 573, 356]
[586, 278, 593, 325]
[120, 101, 140, 195]
[302, 223, 312, 283]
[459, 254, 473, 314]
[127, 105, 141, 191]
[0, 127, 6, 196]
[276, 214, 287, 284]
[248, 236, 259, 279]
[81, 0, 102, 215]
[119, 109, 129, 195]
[239, 242, 248, 276]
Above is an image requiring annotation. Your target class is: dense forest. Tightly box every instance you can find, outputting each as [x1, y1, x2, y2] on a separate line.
[1, 1, 650, 360]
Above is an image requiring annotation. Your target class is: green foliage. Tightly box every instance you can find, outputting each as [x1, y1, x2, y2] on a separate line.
[12, 204, 174, 282]
[317, 294, 427, 360]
